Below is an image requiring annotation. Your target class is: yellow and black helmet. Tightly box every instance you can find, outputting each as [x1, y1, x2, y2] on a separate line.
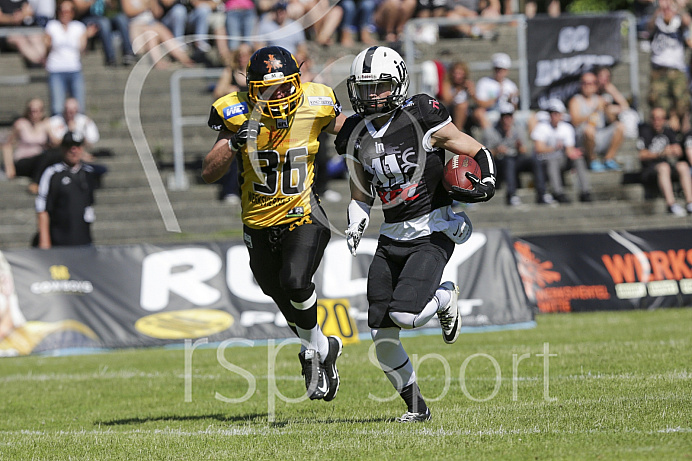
[246, 46, 303, 118]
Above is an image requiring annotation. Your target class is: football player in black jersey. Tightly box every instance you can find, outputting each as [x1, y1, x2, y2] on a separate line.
[202, 46, 346, 402]
[335, 46, 496, 422]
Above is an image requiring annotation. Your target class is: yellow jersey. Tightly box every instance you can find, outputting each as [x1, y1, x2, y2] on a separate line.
[208, 82, 340, 228]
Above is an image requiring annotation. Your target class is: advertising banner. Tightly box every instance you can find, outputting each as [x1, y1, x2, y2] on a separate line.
[527, 14, 622, 109]
[0, 229, 532, 356]
[515, 229, 692, 313]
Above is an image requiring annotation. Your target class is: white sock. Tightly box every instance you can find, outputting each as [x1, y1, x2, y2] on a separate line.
[371, 327, 415, 391]
[296, 324, 329, 361]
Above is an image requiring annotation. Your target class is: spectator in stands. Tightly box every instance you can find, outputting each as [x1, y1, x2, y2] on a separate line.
[569, 71, 624, 172]
[594, 66, 630, 123]
[224, 0, 256, 51]
[28, 0, 55, 26]
[48, 97, 108, 183]
[0, 0, 46, 66]
[373, 0, 416, 43]
[439, 60, 474, 131]
[638, 107, 692, 216]
[44, 0, 87, 116]
[531, 99, 593, 204]
[256, 1, 305, 55]
[1, 98, 54, 194]
[443, 0, 496, 39]
[647, 0, 691, 132]
[483, 102, 545, 206]
[524, 0, 559, 18]
[204, 0, 229, 65]
[473, 52, 519, 130]
[73, 0, 137, 66]
[212, 42, 251, 98]
[311, 0, 344, 46]
[158, 0, 214, 62]
[634, 0, 656, 39]
[339, 0, 377, 45]
[121, 0, 195, 68]
[35, 131, 97, 248]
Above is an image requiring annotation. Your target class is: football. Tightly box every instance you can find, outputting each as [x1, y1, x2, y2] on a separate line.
[442, 154, 481, 191]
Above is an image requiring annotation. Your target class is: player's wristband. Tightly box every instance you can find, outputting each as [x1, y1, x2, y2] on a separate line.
[474, 147, 496, 185]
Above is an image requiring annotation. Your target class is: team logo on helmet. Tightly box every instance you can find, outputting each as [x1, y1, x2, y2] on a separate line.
[264, 54, 283, 73]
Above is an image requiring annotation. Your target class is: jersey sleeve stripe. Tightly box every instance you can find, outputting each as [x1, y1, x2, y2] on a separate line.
[422, 116, 452, 152]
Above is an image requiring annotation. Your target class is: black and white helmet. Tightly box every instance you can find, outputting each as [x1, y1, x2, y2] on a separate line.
[347, 46, 409, 116]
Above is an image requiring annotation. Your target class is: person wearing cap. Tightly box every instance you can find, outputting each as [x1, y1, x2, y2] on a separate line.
[35, 131, 97, 248]
[483, 102, 545, 206]
[473, 52, 519, 130]
[531, 99, 593, 204]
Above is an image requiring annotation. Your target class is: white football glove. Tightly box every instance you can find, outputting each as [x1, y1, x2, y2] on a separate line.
[442, 209, 472, 245]
[346, 199, 371, 256]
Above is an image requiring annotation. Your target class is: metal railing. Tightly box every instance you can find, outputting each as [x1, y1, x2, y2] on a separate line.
[169, 67, 223, 190]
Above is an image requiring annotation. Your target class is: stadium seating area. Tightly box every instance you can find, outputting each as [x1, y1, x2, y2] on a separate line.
[1, 23, 690, 249]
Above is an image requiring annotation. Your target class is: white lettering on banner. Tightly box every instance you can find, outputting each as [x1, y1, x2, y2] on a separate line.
[140, 232, 489, 311]
[226, 246, 273, 303]
[534, 55, 615, 87]
[140, 248, 222, 311]
[557, 26, 589, 54]
[321, 238, 377, 298]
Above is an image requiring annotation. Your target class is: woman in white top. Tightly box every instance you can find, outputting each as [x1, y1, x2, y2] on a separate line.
[44, 0, 87, 116]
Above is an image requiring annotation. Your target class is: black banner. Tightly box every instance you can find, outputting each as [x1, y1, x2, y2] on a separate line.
[515, 229, 692, 313]
[0, 229, 532, 356]
[527, 14, 622, 109]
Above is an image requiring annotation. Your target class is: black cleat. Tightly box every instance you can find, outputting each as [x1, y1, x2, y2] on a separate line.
[322, 336, 343, 402]
[299, 349, 329, 400]
[396, 408, 432, 423]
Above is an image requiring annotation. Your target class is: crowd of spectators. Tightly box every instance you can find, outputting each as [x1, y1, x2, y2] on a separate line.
[3, 0, 692, 252]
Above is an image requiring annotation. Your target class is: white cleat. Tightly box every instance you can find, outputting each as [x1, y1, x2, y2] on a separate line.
[437, 281, 460, 344]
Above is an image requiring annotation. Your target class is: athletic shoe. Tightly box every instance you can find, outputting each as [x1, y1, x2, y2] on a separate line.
[298, 349, 329, 400]
[554, 193, 571, 204]
[536, 193, 555, 205]
[507, 195, 522, 207]
[396, 407, 432, 423]
[579, 192, 593, 203]
[604, 159, 621, 171]
[686, 203, 692, 214]
[322, 336, 343, 402]
[437, 281, 460, 344]
[590, 160, 606, 172]
[668, 203, 687, 217]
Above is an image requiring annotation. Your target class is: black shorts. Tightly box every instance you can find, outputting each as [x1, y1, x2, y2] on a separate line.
[243, 208, 331, 324]
[367, 232, 455, 329]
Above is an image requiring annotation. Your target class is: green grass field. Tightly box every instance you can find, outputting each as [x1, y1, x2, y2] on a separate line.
[1, 308, 691, 460]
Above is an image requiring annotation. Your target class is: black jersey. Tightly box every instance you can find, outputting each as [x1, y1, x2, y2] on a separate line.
[636, 124, 679, 168]
[35, 162, 96, 246]
[335, 94, 453, 224]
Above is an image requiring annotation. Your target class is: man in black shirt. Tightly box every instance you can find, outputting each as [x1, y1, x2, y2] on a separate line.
[35, 131, 96, 248]
[335, 46, 496, 422]
[637, 107, 692, 216]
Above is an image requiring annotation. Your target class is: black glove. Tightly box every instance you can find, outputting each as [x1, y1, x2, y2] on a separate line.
[448, 172, 495, 203]
[229, 120, 263, 150]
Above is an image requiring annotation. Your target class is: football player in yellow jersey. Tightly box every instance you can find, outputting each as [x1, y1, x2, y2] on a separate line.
[202, 46, 346, 402]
